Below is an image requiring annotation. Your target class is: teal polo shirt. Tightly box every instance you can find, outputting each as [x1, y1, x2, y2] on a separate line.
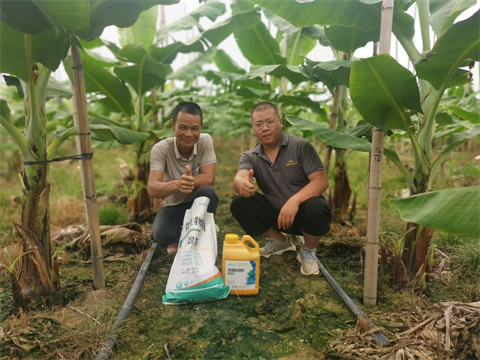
[238, 133, 325, 211]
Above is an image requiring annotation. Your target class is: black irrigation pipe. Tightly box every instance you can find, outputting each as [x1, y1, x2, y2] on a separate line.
[315, 257, 389, 346]
[94, 242, 158, 360]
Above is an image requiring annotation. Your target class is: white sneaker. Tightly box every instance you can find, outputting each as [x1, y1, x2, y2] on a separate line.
[260, 237, 296, 258]
[296, 248, 320, 276]
[296, 235, 305, 246]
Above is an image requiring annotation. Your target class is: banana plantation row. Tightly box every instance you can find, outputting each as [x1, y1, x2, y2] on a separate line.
[0, 0, 478, 307]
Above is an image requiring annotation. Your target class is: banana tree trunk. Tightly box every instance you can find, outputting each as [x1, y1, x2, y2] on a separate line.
[331, 86, 352, 224]
[130, 141, 152, 223]
[332, 149, 352, 223]
[15, 72, 59, 305]
[401, 222, 434, 285]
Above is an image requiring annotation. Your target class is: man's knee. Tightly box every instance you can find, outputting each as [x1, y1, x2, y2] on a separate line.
[230, 195, 250, 218]
[196, 185, 216, 200]
[298, 197, 332, 235]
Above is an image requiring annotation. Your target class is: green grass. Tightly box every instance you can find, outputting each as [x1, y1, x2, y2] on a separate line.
[98, 203, 130, 225]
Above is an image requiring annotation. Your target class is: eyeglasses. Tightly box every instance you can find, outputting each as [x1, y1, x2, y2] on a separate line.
[253, 119, 279, 130]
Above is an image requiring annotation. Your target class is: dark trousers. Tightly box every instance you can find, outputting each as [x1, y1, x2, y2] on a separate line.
[151, 185, 218, 247]
[230, 192, 331, 237]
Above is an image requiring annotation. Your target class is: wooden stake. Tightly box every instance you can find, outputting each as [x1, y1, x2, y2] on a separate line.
[363, 0, 394, 307]
[70, 46, 105, 290]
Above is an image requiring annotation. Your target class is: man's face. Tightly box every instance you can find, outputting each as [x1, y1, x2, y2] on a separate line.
[171, 111, 203, 150]
[251, 107, 283, 147]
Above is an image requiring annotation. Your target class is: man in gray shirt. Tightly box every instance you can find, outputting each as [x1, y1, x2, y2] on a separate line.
[231, 102, 331, 275]
[148, 102, 217, 256]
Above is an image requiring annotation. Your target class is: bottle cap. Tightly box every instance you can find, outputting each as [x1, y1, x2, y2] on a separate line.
[225, 233, 239, 244]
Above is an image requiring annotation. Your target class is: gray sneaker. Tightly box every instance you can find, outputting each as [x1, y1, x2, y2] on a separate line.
[296, 248, 320, 276]
[260, 237, 296, 258]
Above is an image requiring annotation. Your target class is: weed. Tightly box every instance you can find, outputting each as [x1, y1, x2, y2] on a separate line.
[454, 242, 480, 278]
[98, 204, 130, 225]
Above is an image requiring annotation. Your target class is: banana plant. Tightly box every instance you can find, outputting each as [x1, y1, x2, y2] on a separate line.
[350, 7, 479, 283]
[62, 1, 227, 223]
[253, 0, 479, 285]
[0, 0, 178, 305]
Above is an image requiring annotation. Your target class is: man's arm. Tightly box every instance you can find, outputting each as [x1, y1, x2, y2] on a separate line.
[193, 163, 215, 188]
[233, 169, 255, 197]
[278, 170, 329, 230]
[148, 163, 216, 199]
[148, 170, 180, 198]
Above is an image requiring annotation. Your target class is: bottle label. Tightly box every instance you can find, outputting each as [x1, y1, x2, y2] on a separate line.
[225, 260, 257, 290]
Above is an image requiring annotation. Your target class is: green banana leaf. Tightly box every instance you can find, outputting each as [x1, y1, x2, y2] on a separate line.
[118, 6, 158, 49]
[303, 59, 354, 89]
[234, 19, 285, 65]
[235, 87, 271, 100]
[0, 0, 89, 34]
[55, 124, 150, 145]
[0, 100, 10, 121]
[45, 77, 73, 101]
[156, 1, 226, 43]
[415, 11, 479, 91]
[253, 0, 380, 30]
[254, 0, 415, 48]
[392, 186, 480, 237]
[213, 49, 246, 74]
[449, 106, 480, 124]
[324, 25, 379, 55]
[435, 112, 454, 126]
[350, 54, 423, 131]
[263, 9, 298, 34]
[114, 44, 171, 94]
[429, 0, 476, 36]
[63, 52, 133, 116]
[244, 65, 309, 85]
[77, 0, 179, 41]
[285, 115, 371, 152]
[384, 148, 416, 193]
[0, 22, 70, 81]
[201, 8, 260, 46]
[168, 47, 218, 81]
[287, 26, 322, 65]
[275, 96, 328, 121]
[150, 41, 205, 65]
[204, 71, 244, 85]
[431, 125, 480, 177]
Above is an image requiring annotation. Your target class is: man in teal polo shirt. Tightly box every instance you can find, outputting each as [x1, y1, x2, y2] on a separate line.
[231, 102, 331, 276]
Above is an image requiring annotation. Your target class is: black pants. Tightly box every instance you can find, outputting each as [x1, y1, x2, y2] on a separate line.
[151, 185, 218, 247]
[230, 192, 331, 237]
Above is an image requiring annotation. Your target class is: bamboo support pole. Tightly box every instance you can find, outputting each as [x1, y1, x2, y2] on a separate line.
[363, 0, 394, 307]
[71, 46, 105, 290]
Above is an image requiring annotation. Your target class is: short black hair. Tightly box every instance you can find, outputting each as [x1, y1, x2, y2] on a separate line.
[172, 102, 203, 124]
[251, 102, 280, 119]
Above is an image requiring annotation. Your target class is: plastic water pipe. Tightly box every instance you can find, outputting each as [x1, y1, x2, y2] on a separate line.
[298, 236, 389, 346]
[95, 242, 158, 360]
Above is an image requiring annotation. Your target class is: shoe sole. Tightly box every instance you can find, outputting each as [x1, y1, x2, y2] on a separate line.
[296, 253, 320, 276]
[260, 244, 296, 258]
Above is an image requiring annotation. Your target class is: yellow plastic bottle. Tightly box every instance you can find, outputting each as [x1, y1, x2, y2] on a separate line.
[222, 233, 260, 296]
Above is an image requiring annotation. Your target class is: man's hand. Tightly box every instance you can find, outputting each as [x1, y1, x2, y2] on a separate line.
[180, 165, 195, 194]
[278, 198, 299, 230]
[154, 198, 163, 210]
[239, 169, 255, 198]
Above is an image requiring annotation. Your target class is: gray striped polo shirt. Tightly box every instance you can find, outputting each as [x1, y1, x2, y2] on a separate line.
[150, 133, 216, 207]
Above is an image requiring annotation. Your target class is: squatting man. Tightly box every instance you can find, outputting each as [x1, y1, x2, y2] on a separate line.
[148, 102, 218, 257]
[231, 102, 332, 276]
